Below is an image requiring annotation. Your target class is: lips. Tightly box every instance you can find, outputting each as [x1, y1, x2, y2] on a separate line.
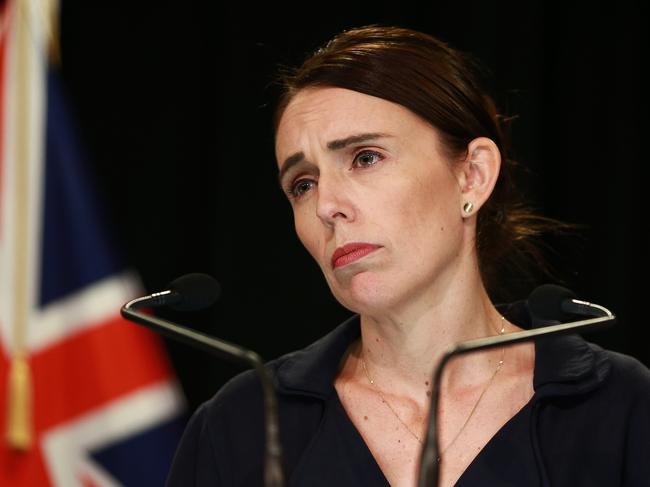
[331, 242, 382, 269]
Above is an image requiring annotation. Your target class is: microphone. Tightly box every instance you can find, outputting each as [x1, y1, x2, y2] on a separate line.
[527, 283, 612, 320]
[417, 285, 616, 487]
[121, 274, 285, 487]
[126, 272, 221, 311]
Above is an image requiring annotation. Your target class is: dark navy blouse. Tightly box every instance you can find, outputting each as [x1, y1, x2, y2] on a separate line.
[167, 304, 650, 486]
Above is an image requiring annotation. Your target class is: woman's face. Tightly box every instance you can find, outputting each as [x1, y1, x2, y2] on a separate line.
[275, 87, 470, 315]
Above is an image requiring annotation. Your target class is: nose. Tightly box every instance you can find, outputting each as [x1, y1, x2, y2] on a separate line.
[315, 172, 354, 226]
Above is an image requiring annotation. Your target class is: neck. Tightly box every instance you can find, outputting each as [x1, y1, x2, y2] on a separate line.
[357, 279, 508, 398]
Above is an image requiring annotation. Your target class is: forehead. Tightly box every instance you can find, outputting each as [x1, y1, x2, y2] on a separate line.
[275, 87, 430, 159]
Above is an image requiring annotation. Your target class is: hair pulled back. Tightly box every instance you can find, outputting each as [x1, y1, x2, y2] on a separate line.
[274, 25, 559, 295]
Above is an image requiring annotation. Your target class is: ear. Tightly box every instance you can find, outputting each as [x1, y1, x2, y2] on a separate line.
[455, 137, 501, 217]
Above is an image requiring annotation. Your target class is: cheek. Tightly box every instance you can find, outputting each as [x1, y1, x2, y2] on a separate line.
[390, 174, 441, 223]
[390, 174, 460, 252]
[294, 210, 322, 262]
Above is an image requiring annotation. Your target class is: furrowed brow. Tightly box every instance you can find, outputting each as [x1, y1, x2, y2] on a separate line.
[326, 132, 389, 150]
[278, 133, 390, 185]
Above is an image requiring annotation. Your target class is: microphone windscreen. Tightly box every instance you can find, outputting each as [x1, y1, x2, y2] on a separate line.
[167, 273, 221, 311]
[528, 284, 577, 322]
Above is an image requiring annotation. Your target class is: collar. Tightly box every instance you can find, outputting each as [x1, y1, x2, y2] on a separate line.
[275, 315, 360, 399]
[274, 301, 611, 400]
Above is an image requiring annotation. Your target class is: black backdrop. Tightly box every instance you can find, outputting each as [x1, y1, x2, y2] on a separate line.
[59, 2, 649, 415]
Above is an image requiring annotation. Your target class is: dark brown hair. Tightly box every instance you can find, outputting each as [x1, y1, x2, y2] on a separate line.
[274, 25, 567, 296]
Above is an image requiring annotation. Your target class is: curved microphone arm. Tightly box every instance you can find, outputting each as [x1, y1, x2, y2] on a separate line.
[121, 298, 285, 487]
[417, 304, 615, 487]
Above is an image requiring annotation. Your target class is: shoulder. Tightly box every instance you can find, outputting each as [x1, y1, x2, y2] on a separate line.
[593, 347, 650, 481]
[166, 353, 300, 487]
[175, 314, 357, 438]
[591, 343, 650, 397]
[166, 318, 359, 487]
[196, 349, 300, 425]
[577, 343, 650, 428]
[592, 346, 650, 425]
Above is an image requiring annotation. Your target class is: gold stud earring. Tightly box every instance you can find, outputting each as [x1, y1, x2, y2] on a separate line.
[463, 202, 474, 214]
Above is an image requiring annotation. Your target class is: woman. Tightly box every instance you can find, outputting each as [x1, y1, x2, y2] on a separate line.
[167, 26, 650, 487]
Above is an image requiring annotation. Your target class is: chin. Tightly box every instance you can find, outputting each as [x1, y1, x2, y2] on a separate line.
[331, 272, 398, 315]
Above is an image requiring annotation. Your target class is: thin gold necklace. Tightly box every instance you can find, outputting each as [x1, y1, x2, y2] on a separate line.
[361, 358, 424, 444]
[360, 316, 506, 453]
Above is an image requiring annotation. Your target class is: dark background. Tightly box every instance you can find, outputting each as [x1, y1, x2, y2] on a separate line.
[58, 1, 648, 415]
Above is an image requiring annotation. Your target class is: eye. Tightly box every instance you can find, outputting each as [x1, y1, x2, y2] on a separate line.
[287, 178, 315, 199]
[352, 150, 383, 168]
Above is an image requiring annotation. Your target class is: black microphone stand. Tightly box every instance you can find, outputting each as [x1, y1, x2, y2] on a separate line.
[417, 305, 615, 487]
[121, 297, 285, 487]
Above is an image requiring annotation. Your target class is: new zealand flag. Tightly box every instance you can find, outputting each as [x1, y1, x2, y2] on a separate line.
[0, 1, 185, 485]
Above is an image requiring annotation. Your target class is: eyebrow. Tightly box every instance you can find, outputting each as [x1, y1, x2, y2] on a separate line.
[278, 132, 389, 184]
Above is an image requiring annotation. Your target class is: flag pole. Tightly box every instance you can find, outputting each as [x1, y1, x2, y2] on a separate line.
[6, 0, 34, 450]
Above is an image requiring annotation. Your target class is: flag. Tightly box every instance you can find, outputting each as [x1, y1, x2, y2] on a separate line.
[0, 0, 185, 485]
